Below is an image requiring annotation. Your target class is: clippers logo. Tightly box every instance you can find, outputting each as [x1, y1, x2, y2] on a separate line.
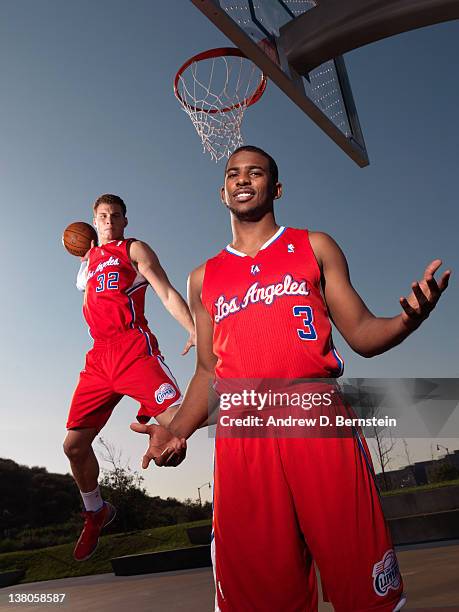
[155, 383, 176, 404]
[251, 264, 261, 275]
[373, 550, 401, 596]
[288, 243, 295, 253]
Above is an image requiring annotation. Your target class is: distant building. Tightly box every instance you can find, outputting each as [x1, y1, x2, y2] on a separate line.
[375, 449, 459, 490]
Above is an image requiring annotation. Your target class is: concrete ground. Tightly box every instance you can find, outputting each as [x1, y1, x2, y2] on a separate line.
[1, 541, 458, 611]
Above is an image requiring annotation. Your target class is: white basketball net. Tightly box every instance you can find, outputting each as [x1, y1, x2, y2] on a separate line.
[175, 53, 266, 162]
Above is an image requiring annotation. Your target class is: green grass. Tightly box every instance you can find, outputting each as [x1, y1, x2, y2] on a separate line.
[381, 478, 459, 496]
[3, 480, 458, 583]
[0, 519, 211, 584]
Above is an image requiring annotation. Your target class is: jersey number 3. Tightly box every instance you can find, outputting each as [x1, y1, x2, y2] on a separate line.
[293, 305, 317, 340]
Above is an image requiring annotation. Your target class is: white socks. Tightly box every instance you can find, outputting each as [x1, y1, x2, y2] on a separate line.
[80, 485, 104, 512]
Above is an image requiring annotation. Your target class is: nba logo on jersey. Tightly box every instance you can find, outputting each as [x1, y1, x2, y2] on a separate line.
[251, 264, 261, 275]
[372, 550, 401, 596]
[288, 243, 295, 253]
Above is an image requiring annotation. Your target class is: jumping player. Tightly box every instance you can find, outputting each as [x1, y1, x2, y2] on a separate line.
[64, 193, 194, 561]
[131, 147, 450, 611]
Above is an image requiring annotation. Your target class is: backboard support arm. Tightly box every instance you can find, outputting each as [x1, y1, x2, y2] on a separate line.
[281, 0, 459, 74]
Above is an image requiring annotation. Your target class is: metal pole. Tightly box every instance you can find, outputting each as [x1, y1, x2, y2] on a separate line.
[197, 482, 212, 505]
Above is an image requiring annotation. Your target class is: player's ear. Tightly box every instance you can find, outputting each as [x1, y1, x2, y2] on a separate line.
[220, 186, 227, 204]
[124, 216, 128, 227]
[273, 182, 282, 200]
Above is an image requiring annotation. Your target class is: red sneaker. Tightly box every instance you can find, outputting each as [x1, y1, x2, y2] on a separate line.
[73, 501, 116, 561]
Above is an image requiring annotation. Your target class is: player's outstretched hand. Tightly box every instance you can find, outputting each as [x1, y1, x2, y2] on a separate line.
[130, 422, 187, 468]
[400, 259, 451, 330]
[181, 330, 196, 355]
[80, 240, 95, 262]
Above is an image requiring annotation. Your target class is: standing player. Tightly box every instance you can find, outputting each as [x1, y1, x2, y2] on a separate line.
[132, 147, 450, 611]
[64, 193, 194, 561]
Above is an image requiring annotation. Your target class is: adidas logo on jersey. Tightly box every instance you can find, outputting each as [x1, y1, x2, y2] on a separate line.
[288, 243, 295, 253]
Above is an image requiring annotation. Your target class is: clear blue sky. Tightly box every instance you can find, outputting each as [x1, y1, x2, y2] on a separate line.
[0, 1, 457, 502]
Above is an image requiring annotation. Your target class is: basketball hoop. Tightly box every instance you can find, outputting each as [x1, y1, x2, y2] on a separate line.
[174, 48, 267, 162]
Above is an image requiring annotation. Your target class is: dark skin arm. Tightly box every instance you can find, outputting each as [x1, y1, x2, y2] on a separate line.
[309, 232, 451, 357]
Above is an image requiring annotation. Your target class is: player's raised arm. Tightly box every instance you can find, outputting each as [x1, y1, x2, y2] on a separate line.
[129, 240, 195, 353]
[310, 232, 451, 358]
[130, 263, 218, 467]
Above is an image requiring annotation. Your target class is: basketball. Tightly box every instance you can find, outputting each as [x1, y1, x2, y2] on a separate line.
[62, 222, 97, 257]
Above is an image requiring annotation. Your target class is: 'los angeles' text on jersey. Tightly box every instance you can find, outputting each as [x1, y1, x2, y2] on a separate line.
[214, 274, 311, 323]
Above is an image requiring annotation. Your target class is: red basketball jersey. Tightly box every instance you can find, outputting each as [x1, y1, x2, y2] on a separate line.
[82, 239, 153, 341]
[201, 227, 344, 379]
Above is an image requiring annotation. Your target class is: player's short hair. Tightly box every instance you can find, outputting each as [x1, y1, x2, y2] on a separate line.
[227, 145, 279, 185]
[93, 194, 127, 217]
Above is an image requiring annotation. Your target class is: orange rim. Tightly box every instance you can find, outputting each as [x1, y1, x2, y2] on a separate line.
[174, 47, 267, 114]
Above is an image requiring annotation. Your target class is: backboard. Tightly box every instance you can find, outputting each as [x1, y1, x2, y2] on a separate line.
[190, 0, 369, 167]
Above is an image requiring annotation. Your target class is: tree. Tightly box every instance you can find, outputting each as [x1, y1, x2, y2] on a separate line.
[430, 462, 459, 483]
[97, 437, 150, 531]
[346, 379, 396, 491]
[370, 425, 396, 491]
[0, 458, 79, 532]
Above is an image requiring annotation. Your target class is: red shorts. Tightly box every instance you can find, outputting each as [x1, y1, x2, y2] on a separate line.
[66, 329, 182, 431]
[212, 397, 405, 611]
